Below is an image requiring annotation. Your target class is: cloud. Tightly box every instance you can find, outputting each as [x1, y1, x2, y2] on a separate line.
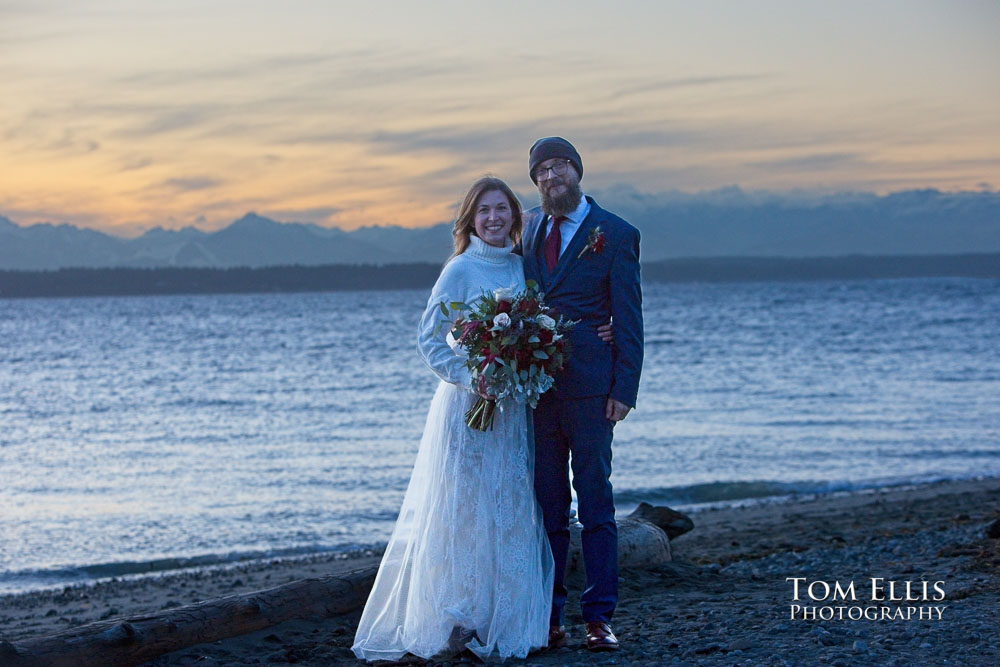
[357, 113, 857, 171]
[159, 176, 224, 192]
[745, 152, 866, 171]
[0, 26, 75, 46]
[0, 0, 49, 22]
[189, 197, 274, 215]
[261, 206, 342, 223]
[576, 126, 715, 151]
[46, 128, 100, 154]
[606, 73, 772, 100]
[371, 109, 711, 159]
[114, 52, 345, 88]
[368, 121, 542, 155]
[277, 130, 359, 146]
[116, 107, 221, 138]
[111, 47, 461, 95]
[120, 156, 153, 172]
[322, 58, 464, 91]
[72, 48, 472, 146]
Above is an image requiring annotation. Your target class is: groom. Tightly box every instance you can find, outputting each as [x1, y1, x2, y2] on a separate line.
[521, 137, 643, 652]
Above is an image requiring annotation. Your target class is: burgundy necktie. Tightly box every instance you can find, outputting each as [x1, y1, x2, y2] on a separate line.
[544, 216, 565, 273]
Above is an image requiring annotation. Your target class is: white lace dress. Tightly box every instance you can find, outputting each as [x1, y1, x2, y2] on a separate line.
[352, 235, 554, 662]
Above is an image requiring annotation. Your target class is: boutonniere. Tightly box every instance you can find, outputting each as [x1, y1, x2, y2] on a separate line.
[577, 226, 606, 258]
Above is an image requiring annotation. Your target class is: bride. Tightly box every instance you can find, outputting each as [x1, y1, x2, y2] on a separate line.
[352, 177, 554, 662]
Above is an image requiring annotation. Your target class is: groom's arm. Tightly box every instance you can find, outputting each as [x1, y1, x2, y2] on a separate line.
[608, 224, 643, 411]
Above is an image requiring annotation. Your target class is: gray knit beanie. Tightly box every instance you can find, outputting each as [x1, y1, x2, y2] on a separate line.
[528, 137, 583, 184]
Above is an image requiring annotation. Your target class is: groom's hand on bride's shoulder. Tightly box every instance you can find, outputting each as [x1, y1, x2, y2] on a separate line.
[605, 398, 632, 422]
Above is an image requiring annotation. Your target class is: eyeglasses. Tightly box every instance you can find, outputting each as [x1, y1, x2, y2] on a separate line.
[534, 160, 572, 182]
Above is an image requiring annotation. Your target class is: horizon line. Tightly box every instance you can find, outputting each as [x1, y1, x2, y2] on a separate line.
[4, 183, 999, 240]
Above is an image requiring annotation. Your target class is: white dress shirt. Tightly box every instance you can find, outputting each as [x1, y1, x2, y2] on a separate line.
[544, 195, 591, 259]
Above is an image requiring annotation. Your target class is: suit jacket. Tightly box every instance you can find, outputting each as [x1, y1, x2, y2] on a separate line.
[521, 196, 643, 407]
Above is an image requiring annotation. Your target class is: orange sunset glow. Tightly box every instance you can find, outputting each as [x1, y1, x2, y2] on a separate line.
[2, 1, 998, 236]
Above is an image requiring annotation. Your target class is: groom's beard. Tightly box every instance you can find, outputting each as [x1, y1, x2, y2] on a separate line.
[539, 176, 583, 218]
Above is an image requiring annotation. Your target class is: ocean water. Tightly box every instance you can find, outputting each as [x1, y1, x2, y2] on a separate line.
[1, 278, 998, 593]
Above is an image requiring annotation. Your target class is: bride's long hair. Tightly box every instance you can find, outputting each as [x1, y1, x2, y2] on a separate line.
[449, 176, 523, 262]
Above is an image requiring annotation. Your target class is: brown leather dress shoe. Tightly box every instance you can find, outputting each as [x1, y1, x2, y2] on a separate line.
[585, 621, 619, 651]
[548, 625, 567, 649]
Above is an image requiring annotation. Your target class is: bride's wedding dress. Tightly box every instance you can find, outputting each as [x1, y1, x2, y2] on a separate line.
[352, 236, 554, 662]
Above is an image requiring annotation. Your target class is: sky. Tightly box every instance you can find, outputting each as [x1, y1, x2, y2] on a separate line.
[2, 0, 998, 236]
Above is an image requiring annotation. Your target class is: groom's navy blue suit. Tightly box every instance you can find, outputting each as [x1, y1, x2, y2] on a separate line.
[522, 196, 643, 625]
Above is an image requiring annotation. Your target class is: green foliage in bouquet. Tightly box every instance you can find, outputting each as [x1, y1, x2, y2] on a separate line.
[438, 280, 576, 430]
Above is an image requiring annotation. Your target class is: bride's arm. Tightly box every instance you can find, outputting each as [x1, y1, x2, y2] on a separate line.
[417, 259, 474, 390]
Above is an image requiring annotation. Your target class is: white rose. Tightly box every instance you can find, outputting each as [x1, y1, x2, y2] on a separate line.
[493, 312, 512, 329]
[493, 287, 514, 301]
[537, 314, 556, 330]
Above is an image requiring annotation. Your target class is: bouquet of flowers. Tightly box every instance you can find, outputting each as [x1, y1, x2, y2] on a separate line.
[438, 280, 576, 430]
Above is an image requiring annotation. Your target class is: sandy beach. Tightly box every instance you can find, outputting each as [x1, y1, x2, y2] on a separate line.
[3, 476, 999, 666]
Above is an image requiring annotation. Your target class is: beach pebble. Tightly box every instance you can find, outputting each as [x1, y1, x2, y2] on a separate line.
[811, 627, 835, 646]
[728, 638, 755, 651]
[694, 643, 723, 655]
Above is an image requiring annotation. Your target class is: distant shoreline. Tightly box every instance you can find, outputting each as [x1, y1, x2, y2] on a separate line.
[1, 253, 997, 298]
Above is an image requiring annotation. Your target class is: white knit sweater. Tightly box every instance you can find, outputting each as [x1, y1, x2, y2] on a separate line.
[417, 235, 526, 391]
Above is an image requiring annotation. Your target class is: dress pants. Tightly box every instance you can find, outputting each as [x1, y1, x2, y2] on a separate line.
[533, 392, 617, 625]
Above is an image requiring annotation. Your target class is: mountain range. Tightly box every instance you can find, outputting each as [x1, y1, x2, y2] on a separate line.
[2, 188, 998, 270]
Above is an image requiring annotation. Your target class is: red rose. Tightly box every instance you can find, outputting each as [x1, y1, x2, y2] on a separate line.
[497, 300, 512, 314]
[594, 234, 606, 253]
[538, 329, 553, 344]
[517, 298, 539, 315]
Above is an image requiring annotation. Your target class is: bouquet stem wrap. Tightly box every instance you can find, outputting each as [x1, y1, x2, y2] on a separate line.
[465, 397, 497, 431]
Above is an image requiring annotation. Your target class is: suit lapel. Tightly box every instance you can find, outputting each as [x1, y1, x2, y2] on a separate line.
[547, 202, 601, 294]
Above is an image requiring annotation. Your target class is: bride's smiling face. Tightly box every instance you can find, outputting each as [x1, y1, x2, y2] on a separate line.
[473, 190, 514, 247]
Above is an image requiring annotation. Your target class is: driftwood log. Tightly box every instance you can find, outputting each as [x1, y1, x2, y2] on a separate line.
[0, 570, 377, 667]
[565, 502, 692, 580]
[2, 504, 692, 667]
